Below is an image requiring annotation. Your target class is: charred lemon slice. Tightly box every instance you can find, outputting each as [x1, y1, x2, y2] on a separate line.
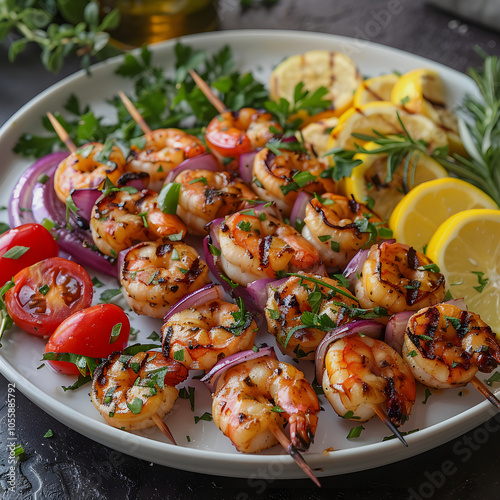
[391, 68, 464, 155]
[299, 116, 339, 164]
[331, 102, 448, 151]
[353, 73, 399, 107]
[269, 50, 363, 118]
[343, 140, 448, 220]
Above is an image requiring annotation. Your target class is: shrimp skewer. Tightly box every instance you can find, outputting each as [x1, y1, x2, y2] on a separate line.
[403, 303, 500, 410]
[189, 69, 282, 167]
[265, 272, 360, 360]
[321, 335, 416, 444]
[302, 193, 387, 270]
[175, 168, 259, 236]
[91, 350, 188, 443]
[120, 239, 210, 319]
[354, 241, 446, 317]
[90, 188, 187, 257]
[162, 296, 258, 371]
[118, 91, 207, 191]
[209, 353, 321, 485]
[217, 210, 321, 286]
[47, 113, 127, 203]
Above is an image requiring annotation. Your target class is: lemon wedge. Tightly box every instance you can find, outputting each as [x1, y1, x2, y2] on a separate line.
[426, 209, 500, 333]
[269, 50, 363, 118]
[353, 73, 399, 107]
[391, 68, 464, 155]
[389, 178, 498, 252]
[343, 141, 448, 220]
[331, 102, 448, 151]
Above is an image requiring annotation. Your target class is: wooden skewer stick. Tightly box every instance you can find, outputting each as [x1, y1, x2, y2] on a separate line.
[471, 376, 500, 411]
[117, 90, 152, 135]
[189, 69, 227, 114]
[151, 413, 177, 445]
[270, 424, 321, 488]
[373, 405, 408, 447]
[46, 112, 77, 153]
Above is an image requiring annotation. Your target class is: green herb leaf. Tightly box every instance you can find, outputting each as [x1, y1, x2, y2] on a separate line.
[3, 245, 30, 260]
[158, 182, 181, 214]
[346, 425, 365, 439]
[109, 323, 122, 344]
[127, 397, 143, 414]
[194, 412, 213, 424]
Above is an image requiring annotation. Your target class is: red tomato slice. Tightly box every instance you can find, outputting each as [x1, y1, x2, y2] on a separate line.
[5, 257, 93, 337]
[45, 304, 130, 375]
[0, 223, 59, 286]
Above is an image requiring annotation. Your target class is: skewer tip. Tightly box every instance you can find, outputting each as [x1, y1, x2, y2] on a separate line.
[472, 376, 500, 411]
[374, 405, 408, 447]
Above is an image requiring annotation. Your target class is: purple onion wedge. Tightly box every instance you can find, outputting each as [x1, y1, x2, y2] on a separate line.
[163, 283, 225, 322]
[164, 152, 220, 184]
[201, 346, 276, 393]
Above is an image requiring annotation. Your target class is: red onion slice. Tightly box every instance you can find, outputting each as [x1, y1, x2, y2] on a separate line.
[238, 151, 258, 183]
[201, 346, 276, 393]
[315, 320, 385, 384]
[246, 277, 288, 311]
[9, 151, 68, 227]
[290, 191, 313, 229]
[70, 188, 102, 225]
[164, 153, 220, 184]
[343, 248, 369, 288]
[163, 283, 225, 322]
[385, 311, 413, 355]
[117, 171, 150, 190]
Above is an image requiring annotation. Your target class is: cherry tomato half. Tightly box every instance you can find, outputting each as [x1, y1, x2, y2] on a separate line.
[0, 223, 59, 286]
[5, 257, 93, 337]
[45, 304, 130, 375]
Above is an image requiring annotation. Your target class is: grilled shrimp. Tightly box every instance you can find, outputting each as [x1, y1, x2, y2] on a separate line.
[127, 128, 206, 191]
[354, 241, 446, 316]
[54, 142, 126, 203]
[323, 336, 416, 425]
[205, 107, 281, 165]
[302, 193, 386, 270]
[252, 148, 335, 216]
[91, 350, 188, 430]
[212, 356, 320, 453]
[175, 168, 258, 235]
[217, 210, 321, 285]
[90, 188, 187, 257]
[120, 240, 210, 319]
[162, 297, 257, 371]
[403, 303, 500, 389]
[265, 272, 359, 360]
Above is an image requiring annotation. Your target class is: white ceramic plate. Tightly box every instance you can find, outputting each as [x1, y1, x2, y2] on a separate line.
[0, 30, 497, 480]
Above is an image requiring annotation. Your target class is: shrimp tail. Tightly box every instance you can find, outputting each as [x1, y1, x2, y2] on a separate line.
[288, 414, 313, 451]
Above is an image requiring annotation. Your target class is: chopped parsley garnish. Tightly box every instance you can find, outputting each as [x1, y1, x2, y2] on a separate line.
[173, 350, 185, 361]
[237, 221, 252, 232]
[194, 412, 213, 424]
[422, 388, 432, 404]
[158, 182, 181, 214]
[342, 411, 361, 420]
[3, 245, 30, 260]
[100, 288, 122, 303]
[485, 371, 500, 386]
[43, 429, 54, 438]
[280, 171, 316, 196]
[127, 397, 143, 414]
[346, 425, 365, 439]
[472, 271, 489, 293]
[147, 331, 161, 342]
[92, 277, 104, 288]
[178, 386, 196, 411]
[38, 284, 50, 295]
[109, 323, 122, 344]
[188, 176, 208, 185]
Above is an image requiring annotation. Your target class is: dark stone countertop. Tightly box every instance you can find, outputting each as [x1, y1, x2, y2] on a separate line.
[2, 1, 500, 499]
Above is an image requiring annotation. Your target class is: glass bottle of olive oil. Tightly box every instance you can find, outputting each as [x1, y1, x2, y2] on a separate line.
[101, 0, 218, 48]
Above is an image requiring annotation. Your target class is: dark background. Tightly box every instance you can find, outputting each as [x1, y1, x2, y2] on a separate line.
[2, 1, 500, 498]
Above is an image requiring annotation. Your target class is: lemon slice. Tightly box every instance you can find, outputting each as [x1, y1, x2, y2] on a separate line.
[343, 141, 448, 220]
[389, 178, 498, 252]
[331, 102, 448, 151]
[299, 116, 339, 163]
[426, 209, 500, 333]
[391, 68, 464, 155]
[269, 50, 363, 118]
[353, 73, 399, 107]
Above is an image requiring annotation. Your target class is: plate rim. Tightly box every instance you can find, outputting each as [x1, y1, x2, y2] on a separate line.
[0, 29, 492, 479]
